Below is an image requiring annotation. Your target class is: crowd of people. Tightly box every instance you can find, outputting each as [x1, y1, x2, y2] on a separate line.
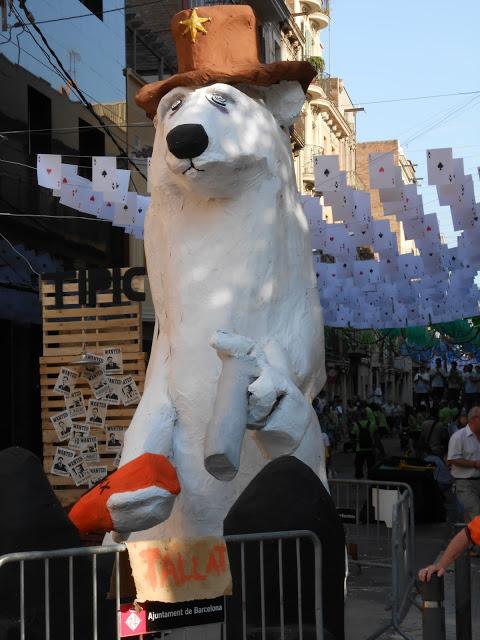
[414, 358, 480, 412]
[313, 359, 480, 519]
[311, 359, 480, 583]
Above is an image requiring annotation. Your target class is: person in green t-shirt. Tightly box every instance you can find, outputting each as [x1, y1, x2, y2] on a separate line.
[350, 408, 378, 479]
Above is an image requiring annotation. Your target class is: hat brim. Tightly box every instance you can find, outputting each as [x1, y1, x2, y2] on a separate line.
[135, 61, 316, 118]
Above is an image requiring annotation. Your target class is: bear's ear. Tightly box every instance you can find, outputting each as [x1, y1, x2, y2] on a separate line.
[261, 81, 306, 128]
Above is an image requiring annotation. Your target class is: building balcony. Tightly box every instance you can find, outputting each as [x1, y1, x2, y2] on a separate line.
[291, 112, 306, 150]
[308, 10, 330, 29]
[299, 144, 324, 181]
[300, 0, 325, 14]
[307, 75, 327, 100]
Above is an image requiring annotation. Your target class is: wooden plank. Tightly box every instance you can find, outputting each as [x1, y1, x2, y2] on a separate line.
[43, 303, 140, 319]
[43, 318, 139, 332]
[43, 330, 140, 345]
[41, 270, 146, 504]
[43, 343, 141, 356]
[40, 354, 145, 369]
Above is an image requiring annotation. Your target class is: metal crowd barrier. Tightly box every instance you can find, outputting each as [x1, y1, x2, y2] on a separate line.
[329, 479, 416, 640]
[421, 523, 473, 640]
[0, 530, 323, 640]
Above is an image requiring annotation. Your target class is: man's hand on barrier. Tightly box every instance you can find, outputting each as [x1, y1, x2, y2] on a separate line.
[418, 528, 471, 582]
[418, 563, 445, 582]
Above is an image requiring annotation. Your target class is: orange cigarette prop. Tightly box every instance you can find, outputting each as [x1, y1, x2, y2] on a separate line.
[69, 453, 180, 534]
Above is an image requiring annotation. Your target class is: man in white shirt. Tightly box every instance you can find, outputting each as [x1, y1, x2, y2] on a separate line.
[447, 406, 480, 520]
[463, 364, 479, 412]
[413, 364, 430, 410]
[430, 358, 446, 407]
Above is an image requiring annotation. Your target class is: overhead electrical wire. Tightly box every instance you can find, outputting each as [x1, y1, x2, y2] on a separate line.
[13, 1, 146, 182]
[8, 0, 171, 27]
[356, 90, 480, 106]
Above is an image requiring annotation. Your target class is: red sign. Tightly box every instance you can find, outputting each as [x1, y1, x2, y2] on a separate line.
[119, 605, 147, 637]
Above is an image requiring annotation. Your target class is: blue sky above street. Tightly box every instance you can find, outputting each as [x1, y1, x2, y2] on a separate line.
[328, 0, 480, 245]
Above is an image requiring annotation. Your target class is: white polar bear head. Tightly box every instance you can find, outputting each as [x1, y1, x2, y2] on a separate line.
[150, 81, 306, 199]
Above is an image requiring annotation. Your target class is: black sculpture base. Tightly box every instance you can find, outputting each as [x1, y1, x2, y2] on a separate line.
[223, 456, 345, 640]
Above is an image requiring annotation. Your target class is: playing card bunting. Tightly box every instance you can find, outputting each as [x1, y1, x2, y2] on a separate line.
[36, 145, 480, 329]
[311, 147, 480, 329]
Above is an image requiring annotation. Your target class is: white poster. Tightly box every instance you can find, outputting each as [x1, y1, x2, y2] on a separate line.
[65, 390, 86, 420]
[53, 367, 79, 396]
[51, 447, 75, 477]
[121, 375, 141, 406]
[103, 347, 123, 375]
[50, 410, 74, 442]
[86, 399, 108, 429]
[67, 455, 91, 486]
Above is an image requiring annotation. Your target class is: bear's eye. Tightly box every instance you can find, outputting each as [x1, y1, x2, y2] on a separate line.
[208, 94, 227, 107]
[170, 98, 183, 112]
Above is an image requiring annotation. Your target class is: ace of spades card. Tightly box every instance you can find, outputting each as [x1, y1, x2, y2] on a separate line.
[313, 155, 340, 192]
[426, 148, 454, 186]
[134, 195, 150, 230]
[372, 220, 396, 253]
[324, 186, 356, 223]
[92, 156, 117, 193]
[113, 192, 137, 227]
[436, 157, 465, 206]
[105, 168, 130, 203]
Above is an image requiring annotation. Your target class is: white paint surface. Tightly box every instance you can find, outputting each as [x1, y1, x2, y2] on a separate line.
[114, 82, 327, 539]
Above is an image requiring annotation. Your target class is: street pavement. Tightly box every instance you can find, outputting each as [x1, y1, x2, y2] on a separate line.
[330, 432, 480, 639]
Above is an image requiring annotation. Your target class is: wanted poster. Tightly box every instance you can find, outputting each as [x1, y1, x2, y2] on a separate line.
[83, 436, 99, 462]
[67, 455, 91, 487]
[86, 399, 107, 428]
[53, 367, 79, 396]
[105, 426, 126, 451]
[65, 390, 86, 420]
[83, 353, 104, 370]
[104, 347, 123, 375]
[70, 422, 90, 438]
[50, 410, 74, 442]
[84, 368, 110, 400]
[88, 465, 108, 487]
[51, 447, 75, 477]
[121, 376, 141, 406]
[113, 450, 122, 469]
[68, 435, 89, 452]
[105, 376, 122, 405]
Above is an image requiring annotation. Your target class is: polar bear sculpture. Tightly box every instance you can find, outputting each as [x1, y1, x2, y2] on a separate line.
[106, 5, 327, 540]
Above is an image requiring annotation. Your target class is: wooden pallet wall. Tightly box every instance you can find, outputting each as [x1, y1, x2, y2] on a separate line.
[40, 269, 146, 507]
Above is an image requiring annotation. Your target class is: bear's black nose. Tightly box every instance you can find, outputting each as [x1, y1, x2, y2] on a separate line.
[166, 124, 209, 159]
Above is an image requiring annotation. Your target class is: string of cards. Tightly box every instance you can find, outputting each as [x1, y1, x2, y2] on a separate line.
[36, 154, 152, 240]
[307, 148, 480, 328]
[50, 347, 141, 487]
[37, 149, 480, 328]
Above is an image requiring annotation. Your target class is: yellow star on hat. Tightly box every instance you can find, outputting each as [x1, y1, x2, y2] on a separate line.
[179, 8, 211, 43]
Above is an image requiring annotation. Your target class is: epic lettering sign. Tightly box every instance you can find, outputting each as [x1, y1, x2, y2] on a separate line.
[43, 267, 146, 308]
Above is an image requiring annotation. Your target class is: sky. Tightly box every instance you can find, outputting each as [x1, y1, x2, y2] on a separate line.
[0, 0, 125, 106]
[326, 0, 480, 246]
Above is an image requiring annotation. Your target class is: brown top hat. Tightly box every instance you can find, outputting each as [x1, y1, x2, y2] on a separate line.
[135, 4, 316, 118]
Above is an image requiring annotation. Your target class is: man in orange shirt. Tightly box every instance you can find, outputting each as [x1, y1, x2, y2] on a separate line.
[419, 516, 480, 582]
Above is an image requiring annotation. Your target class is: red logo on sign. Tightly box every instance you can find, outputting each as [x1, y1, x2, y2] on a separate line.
[120, 605, 147, 637]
